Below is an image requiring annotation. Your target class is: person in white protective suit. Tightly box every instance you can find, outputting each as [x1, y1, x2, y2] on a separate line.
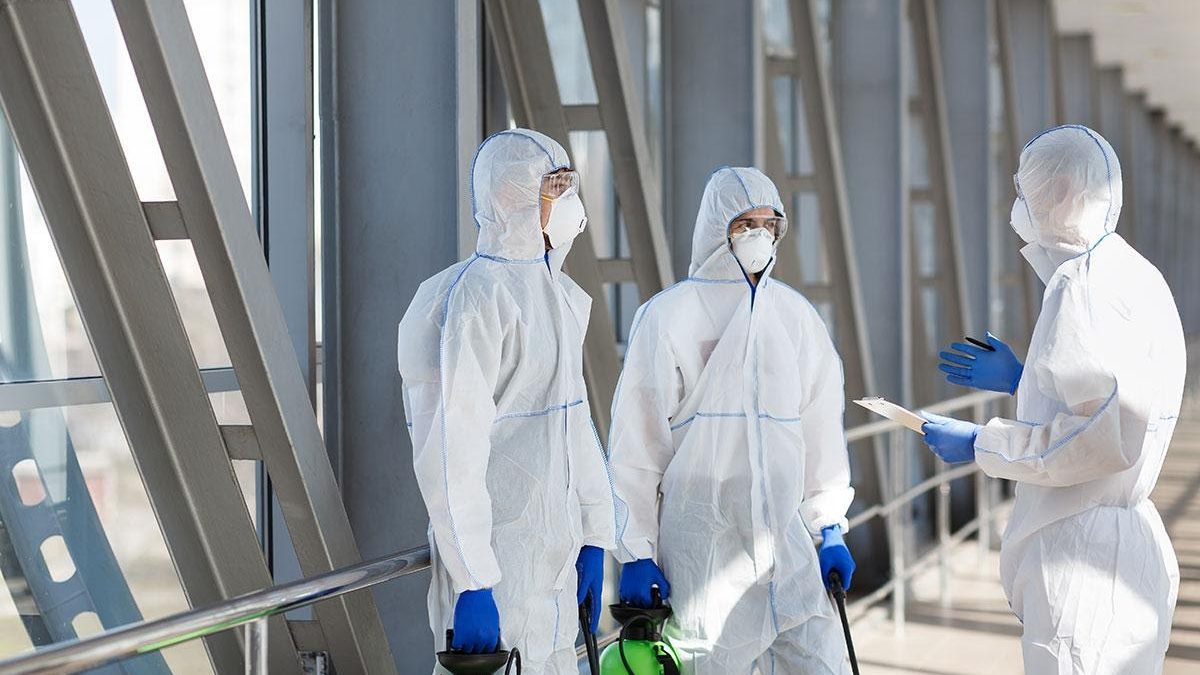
[922, 125, 1184, 674]
[609, 166, 856, 674]
[397, 129, 616, 674]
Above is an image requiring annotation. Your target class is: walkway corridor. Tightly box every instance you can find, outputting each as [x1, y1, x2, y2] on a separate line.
[851, 397, 1200, 674]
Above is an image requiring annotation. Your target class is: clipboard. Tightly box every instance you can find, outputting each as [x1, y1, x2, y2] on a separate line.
[853, 397, 928, 435]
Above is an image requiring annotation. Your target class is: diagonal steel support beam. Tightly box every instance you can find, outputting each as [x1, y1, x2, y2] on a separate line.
[108, 1, 394, 672]
[483, 0, 625, 438]
[0, 1, 295, 671]
[764, 0, 876, 410]
[575, 0, 674, 298]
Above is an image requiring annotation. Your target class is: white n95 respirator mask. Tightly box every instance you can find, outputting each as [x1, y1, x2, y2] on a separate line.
[543, 193, 587, 249]
[1010, 197, 1036, 244]
[730, 229, 776, 274]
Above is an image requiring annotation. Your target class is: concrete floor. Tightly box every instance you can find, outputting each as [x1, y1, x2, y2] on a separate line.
[851, 397, 1200, 674]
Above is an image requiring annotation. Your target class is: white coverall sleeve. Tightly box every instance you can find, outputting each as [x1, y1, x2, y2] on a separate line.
[411, 294, 503, 593]
[575, 415, 618, 550]
[797, 315, 854, 535]
[974, 279, 1143, 487]
[608, 306, 680, 563]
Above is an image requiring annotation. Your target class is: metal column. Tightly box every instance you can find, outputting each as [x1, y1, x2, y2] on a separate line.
[665, 0, 758, 277]
[322, 0, 465, 669]
[907, 0, 969, 407]
[761, 0, 886, 584]
[0, 1, 294, 670]
[1056, 34, 1096, 127]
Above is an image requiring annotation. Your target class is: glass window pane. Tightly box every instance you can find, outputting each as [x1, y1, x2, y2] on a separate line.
[762, 0, 795, 57]
[921, 286, 941, 357]
[908, 113, 931, 189]
[772, 77, 797, 176]
[539, 0, 599, 105]
[912, 200, 937, 278]
[0, 123, 102, 384]
[795, 80, 814, 176]
[71, 0, 252, 203]
[158, 241, 233, 369]
[72, 0, 174, 200]
[0, 402, 212, 673]
[793, 192, 828, 285]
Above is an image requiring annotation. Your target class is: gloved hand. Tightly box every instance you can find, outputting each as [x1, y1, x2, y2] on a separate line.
[619, 558, 670, 608]
[575, 545, 605, 632]
[819, 525, 856, 591]
[451, 588, 500, 654]
[938, 332, 1024, 394]
[920, 412, 982, 464]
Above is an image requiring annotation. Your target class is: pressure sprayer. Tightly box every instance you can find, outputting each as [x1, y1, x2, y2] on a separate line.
[598, 587, 682, 675]
[435, 630, 521, 675]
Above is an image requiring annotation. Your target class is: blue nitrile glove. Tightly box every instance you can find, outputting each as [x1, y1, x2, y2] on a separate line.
[451, 588, 500, 654]
[938, 332, 1024, 394]
[576, 545, 605, 632]
[921, 412, 982, 464]
[819, 525, 856, 591]
[619, 558, 671, 609]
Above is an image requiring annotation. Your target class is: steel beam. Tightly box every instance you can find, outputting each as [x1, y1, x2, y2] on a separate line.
[764, 0, 875, 412]
[937, 0, 990, 336]
[576, 0, 674, 297]
[0, 1, 293, 670]
[665, 0, 757, 277]
[1056, 34, 1096, 127]
[832, 0, 905, 404]
[762, 0, 887, 587]
[108, 1, 393, 672]
[483, 0, 624, 438]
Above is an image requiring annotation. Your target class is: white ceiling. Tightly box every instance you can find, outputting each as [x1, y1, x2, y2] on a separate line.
[1054, 0, 1200, 144]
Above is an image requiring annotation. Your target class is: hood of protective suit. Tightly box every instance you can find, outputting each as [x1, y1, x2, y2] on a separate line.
[689, 167, 787, 279]
[1013, 125, 1122, 282]
[472, 128, 573, 266]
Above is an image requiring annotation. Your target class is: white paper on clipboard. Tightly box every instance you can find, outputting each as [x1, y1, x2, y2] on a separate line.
[853, 397, 928, 435]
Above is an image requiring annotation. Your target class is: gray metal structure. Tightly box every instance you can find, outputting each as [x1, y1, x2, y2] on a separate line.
[1, 0, 1199, 672]
[0, 0, 391, 672]
[483, 0, 674, 437]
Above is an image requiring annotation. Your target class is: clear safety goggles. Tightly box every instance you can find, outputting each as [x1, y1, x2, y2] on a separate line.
[540, 170, 581, 201]
[728, 214, 787, 239]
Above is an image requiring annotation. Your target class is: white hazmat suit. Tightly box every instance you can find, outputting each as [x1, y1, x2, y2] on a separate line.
[979, 125, 1184, 674]
[397, 129, 616, 673]
[609, 167, 854, 674]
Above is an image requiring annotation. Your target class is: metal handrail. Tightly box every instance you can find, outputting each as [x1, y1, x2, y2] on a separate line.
[0, 390, 1009, 673]
[0, 546, 432, 675]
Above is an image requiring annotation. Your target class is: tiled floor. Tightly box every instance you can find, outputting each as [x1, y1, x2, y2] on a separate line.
[850, 397, 1200, 674]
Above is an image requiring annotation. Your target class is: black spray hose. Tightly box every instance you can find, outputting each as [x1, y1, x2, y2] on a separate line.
[580, 600, 601, 675]
[828, 571, 860, 675]
[504, 648, 522, 675]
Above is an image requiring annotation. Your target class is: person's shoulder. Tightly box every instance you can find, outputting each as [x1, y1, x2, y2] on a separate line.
[632, 278, 699, 325]
[768, 280, 825, 321]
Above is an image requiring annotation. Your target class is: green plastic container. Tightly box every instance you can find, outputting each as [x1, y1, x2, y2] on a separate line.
[599, 592, 682, 675]
[598, 635, 680, 674]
